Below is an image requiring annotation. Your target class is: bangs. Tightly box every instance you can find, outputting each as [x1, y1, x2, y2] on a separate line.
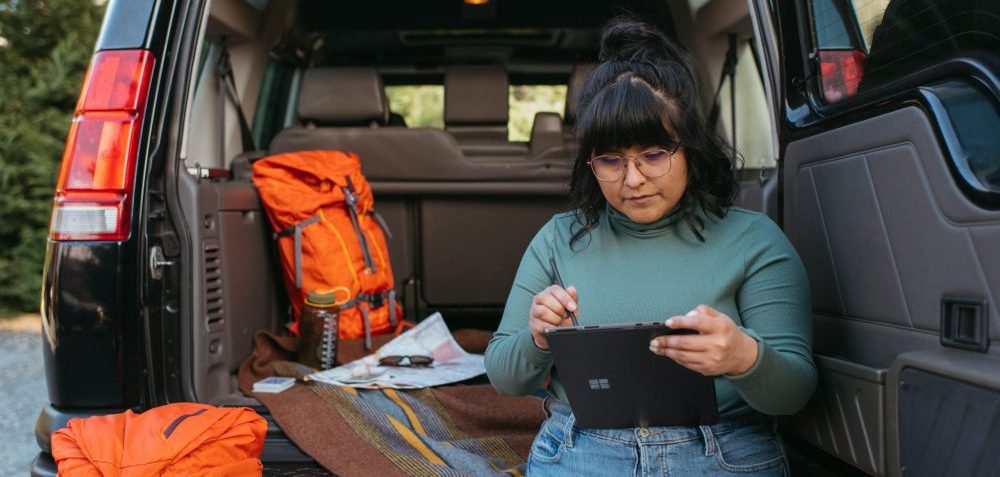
[576, 76, 678, 156]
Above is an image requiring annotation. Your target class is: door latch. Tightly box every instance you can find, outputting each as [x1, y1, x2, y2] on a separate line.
[149, 245, 174, 280]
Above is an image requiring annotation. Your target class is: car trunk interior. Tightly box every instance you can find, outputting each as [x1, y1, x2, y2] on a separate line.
[167, 0, 776, 417]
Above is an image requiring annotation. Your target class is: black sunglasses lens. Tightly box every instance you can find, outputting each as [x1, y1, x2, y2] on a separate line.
[378, 355, 433, 367]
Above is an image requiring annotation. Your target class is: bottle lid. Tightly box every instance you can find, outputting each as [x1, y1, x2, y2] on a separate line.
[306, 290, 337, 306]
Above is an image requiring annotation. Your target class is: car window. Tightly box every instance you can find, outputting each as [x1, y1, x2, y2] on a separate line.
[508, 85, 566, 142]
[385, 85, 445, 129]
[386, 83, 566, 142]
[813, 0, 864, 50]
[719, 41, 777, 170]
[808, 0, 1000, 104]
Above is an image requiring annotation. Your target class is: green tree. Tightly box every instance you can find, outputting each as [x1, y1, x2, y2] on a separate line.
[0, 0, 106, 316]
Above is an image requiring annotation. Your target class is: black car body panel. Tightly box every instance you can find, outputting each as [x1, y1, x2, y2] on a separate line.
[32, 0, 180, 475]
[41, 242, 129, 408]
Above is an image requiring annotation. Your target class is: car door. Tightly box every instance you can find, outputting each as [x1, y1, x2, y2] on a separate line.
[749, 0, 1000, 475]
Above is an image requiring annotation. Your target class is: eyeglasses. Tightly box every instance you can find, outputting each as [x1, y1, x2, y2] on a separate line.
[378, 355, 434, 367]
[586, 146, 680, 182]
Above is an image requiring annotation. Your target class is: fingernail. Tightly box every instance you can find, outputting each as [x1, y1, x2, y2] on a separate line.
[686, 310, 697, 317]
[665, 318, 673, 327]
[567, 301, 577, 312]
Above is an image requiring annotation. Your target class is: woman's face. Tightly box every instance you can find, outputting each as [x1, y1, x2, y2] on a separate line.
[594, 144, 688, 224]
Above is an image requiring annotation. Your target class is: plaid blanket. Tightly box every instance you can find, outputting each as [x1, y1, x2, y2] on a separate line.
[238, 331, 544, 477]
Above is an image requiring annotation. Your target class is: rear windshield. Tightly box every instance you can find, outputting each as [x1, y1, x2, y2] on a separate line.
[810, 0, 1000, 102]
[385, 84, 566, 141]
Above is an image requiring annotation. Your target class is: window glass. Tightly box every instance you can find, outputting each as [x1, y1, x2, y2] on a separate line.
[714, 42, 777, 169]
[386, 84, 567, 143]
[852, 0, 890, 48]
[814, 0, 861, 49]
[384, 85, 444, 128]
[858, 0, 999, 89]
[508, 85, 566, 142]
[812, 0, 1000, 103]
[255, 60, 295, 149]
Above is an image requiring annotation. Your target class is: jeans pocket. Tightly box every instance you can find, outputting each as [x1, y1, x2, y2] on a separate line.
[529, 413, 573, 464]
[713, 423, 785, 473]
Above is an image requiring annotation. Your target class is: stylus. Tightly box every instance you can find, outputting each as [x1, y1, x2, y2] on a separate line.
[549, 258, 580, 327]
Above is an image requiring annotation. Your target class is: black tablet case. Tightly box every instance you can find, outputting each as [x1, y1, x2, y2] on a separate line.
[545, 322, 719, 429]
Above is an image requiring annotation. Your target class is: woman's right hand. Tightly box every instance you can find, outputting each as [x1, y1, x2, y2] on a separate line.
[529, 285, 579, 350]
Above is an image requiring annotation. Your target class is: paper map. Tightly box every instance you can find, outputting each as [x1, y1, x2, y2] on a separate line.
[307, 312, 486, 389]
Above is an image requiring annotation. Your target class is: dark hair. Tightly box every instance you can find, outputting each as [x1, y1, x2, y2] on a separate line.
[568, 14, 740, 247]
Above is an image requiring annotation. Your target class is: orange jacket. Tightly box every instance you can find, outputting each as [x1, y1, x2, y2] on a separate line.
[51, 403, 266, 477]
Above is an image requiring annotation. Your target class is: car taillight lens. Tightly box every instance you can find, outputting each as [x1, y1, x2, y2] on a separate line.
[49, 50, 155, 241]
[818, 50, 865, 104]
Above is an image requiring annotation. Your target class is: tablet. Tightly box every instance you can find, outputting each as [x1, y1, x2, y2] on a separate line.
[544, 321, 719, 429]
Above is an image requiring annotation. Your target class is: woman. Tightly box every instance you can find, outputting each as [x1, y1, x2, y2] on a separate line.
[484, 15, 816, 476]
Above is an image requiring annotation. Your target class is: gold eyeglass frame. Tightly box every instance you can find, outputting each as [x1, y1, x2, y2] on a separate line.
[586, 146, 680, 182]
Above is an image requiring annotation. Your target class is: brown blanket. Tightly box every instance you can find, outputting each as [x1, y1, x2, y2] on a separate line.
[238, 330, 544, 477]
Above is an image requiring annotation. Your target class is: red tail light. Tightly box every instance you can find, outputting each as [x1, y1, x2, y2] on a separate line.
[49, 50, 155, 241]
[818, 50, 865, 104]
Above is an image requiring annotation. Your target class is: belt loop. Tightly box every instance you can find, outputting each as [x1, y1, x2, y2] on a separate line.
[699, 425, 717, 457]
[541, 395, 553, 419]
[563, 411, 575, 448]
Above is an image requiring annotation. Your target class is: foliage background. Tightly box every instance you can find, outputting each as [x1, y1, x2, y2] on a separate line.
[0, 0, 106, 316]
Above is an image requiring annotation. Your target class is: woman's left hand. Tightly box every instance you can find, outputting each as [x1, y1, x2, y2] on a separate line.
[648, 305, 759, 376]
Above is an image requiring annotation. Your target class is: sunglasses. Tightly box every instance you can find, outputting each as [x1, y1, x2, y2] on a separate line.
[378, 355, 434, 367]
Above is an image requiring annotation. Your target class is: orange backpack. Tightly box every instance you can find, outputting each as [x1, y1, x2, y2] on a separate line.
[252, 150, 402, 347]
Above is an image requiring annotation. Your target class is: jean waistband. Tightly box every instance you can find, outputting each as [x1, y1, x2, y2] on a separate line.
[542, 396, 773, 443]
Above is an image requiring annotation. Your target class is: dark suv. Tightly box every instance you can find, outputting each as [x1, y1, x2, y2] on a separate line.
[33, 0, 1000, 475]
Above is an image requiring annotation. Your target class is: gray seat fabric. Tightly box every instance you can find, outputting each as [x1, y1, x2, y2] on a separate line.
[270, 65, 570, 180]
[529, 111, 568, 158]
[268, 66, 573, 322]
[444, 66, 528, 157]
[559, 64, 596, 159]
[269, 126, 568, 181]
[563, 63, 597, 129]
[297, 67, 389, 126]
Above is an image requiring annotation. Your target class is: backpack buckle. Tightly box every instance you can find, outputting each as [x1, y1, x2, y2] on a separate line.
[369, 293, 384, 309]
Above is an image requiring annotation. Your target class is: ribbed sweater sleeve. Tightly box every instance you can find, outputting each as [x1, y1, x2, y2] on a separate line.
[485, 220, 555, 396]
[726, 216, 817, 415]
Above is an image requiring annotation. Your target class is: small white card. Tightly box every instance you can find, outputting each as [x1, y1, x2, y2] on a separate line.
[253, 376, 295, 393]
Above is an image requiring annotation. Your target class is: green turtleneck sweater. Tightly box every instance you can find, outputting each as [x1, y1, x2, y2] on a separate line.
[485, 205, 816, 419]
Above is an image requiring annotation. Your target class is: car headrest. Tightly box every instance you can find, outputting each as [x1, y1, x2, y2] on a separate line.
[444, 66, 509, 125]
[564, 63, 596, 125]
[297, 67, 388, 126]
[530, 111, 566, 157]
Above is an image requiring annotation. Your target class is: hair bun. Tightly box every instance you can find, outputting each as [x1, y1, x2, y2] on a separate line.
[599, 14, 675, 63]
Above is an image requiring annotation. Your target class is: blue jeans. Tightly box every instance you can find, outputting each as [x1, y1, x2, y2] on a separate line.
[527, 398, 789, 477]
